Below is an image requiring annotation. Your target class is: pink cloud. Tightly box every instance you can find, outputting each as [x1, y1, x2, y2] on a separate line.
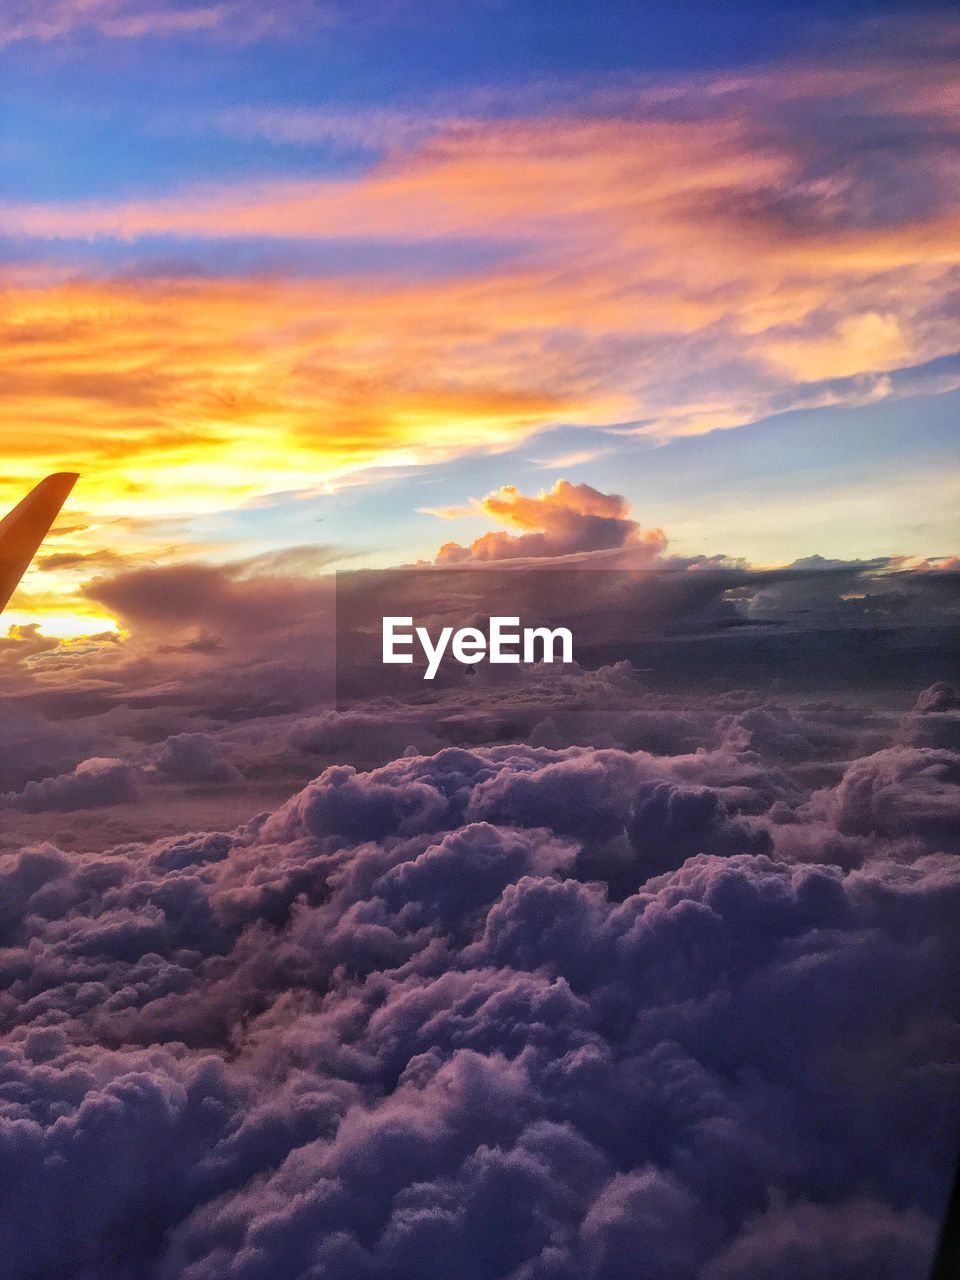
[435, 480, 667, 564]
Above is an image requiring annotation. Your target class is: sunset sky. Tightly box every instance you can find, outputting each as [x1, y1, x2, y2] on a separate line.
[2, 15, 960, 1273]
[2, 0, 959, 635]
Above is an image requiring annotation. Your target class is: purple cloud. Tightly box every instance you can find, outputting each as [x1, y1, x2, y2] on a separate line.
[2, 756, 138, 813]
[0, 686, 956, 1277]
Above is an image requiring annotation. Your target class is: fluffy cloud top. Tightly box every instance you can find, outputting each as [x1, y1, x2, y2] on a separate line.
[0, 471, 956, 1271]
[1, 756, 138, 813]
[436, 481, 667, 564]
[0, 684, 957, 1277]
[154, 734, 242, 785]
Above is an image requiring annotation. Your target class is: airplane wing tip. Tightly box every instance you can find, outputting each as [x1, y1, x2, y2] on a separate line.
[0, 473, 82, 614]
[34, 473, 80, 503]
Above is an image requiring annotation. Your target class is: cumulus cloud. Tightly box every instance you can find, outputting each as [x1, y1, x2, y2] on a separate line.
[0, 701, 93, 792]
[900, 682, 960, 751]
[0, 682, 956, 1276]
[627, 781, 772, 879]
[435, 481, 666, 565]
[810, 744, 960, 852]
[1, 756, 138, 812]
[0, 477, 956, 1276]
[153, 733, 242, 784]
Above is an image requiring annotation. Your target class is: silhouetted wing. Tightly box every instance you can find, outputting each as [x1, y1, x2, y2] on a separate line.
[0, 473, 79, 614]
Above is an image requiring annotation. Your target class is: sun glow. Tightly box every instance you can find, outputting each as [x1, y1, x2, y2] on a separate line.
[3, 612, 121, 640]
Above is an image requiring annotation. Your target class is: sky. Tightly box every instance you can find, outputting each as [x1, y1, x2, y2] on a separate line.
[1, 10, 960, 1277]
[1, 0, 959, 635]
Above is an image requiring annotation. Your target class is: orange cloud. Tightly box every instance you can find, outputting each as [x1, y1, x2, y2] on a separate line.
[436, 479, 666, 563]
[480, 480, 632, 531]
[3, 46, 960, 627]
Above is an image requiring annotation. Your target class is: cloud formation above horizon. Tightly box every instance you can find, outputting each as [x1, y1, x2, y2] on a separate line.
[433, 481, 666, 564]
[0, 463, 957, 1277]
[3, 22, 959, 614]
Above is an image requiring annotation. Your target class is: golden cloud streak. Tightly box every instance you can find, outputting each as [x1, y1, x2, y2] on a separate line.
[2, 49, 959, 629]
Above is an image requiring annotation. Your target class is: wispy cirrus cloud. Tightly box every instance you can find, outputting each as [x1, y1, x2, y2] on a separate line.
[0, 0, 339, 49]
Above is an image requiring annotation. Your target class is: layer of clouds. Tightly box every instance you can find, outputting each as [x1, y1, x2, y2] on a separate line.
[0, 477, 955, 862]
[0, 493, 957, 1273]
[1, 755, 138, 812]
[0, 677, 957, 1276]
